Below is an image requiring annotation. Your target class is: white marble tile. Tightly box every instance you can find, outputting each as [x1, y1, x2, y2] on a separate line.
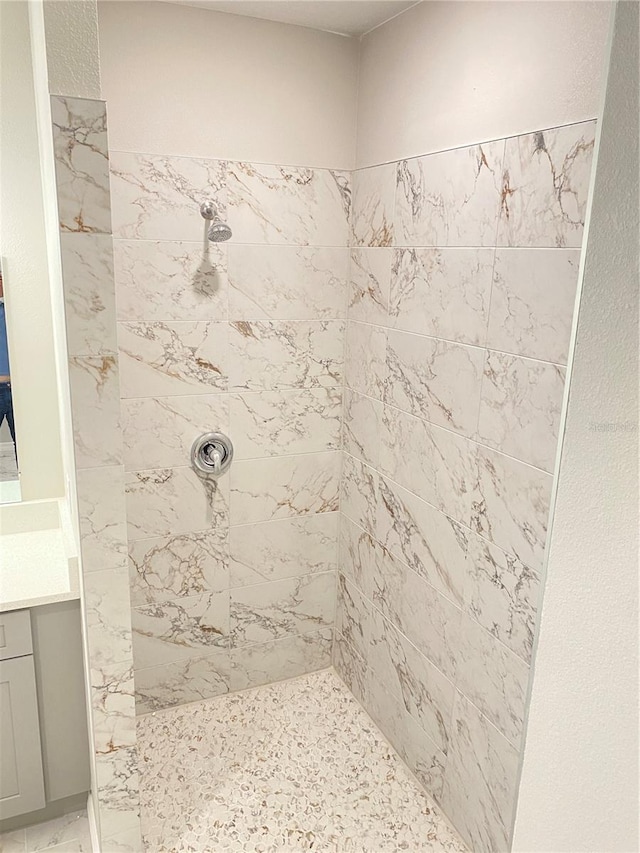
[340, 453, 379, 536]
[385, 330, 484, 437]
[332, 630, 369, 707]
[101, 825, 144, 853]
[336, 573, 372, 660]
[129, 529, 229, 607]
[478, 351, 566, 472]
[348, 248, 392, 324]
[110, 152, 226, 241]
[369, 606, 455, 754]
[229, 451, 340, 525]
[342, 388, 382, 467]
[344, 321, 387, 400]
[84, 566, 133, 668]
[51, 96, 111, 234]
[472, 446, 552, 572]
[94, 746, 140, 840]
[61, 233, 117, 356]
[134, 651, 230, 714]
[228, 244, 348, 319]
[376, 474, 469, 606]
[118, 321, 228, 398]
[351, 164, 396, 247]
[227, 162, 350, 246]
[464, 533, 540, 664]
[371, 543, 462, 681]
[24, 810, 90, 852]
[230, 572, 335, 647]
[456, 613, 530, 744]
[229, 513, 338, 587]
[497, 121, 596, 247]
[113, 239, 228, 322]
[229, 628, 333, 691]
[380, 406, 477, 525]
[122, 393, 229, 471]
[440, 693, 519, 853]
[125, 466, 229, 541]
[0, 830, 25, 853]
[395, 141, 504, 247]
[338, 514, 381, 600]
[229, 319, 343, 391]
[132, 591, 229, 668]
[77, 465, 128, 572]
[487, 248, 581, 364]
[230, 387, 341, 459]
[69, 355, 122, 469]
[91, 660, 137, 754]
[389, 248, 495, 345]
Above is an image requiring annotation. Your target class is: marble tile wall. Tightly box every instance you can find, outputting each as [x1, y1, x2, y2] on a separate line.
[334, 120, 596, 853]
[51, 96, 142, 852]
[108, 152, 350, 712]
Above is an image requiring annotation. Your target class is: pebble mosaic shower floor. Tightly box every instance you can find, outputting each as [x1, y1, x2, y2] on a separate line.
[137, 668, 468, 852]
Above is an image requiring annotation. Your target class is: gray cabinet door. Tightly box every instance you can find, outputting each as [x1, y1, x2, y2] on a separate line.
[0, 656, 45, 819]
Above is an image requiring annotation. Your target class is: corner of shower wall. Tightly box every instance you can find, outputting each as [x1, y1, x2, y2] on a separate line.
[333, 120, 598, 852]
[50, 94, 141, 853]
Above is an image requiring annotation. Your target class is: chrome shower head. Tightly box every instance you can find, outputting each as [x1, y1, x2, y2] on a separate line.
[200, 200, 232, 242]
[207, 220, 232, 242]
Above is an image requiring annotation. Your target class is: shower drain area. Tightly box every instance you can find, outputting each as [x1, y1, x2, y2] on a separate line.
[138, 668, 468, 852]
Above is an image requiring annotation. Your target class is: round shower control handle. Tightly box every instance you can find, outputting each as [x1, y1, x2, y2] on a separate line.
[191, 432, 233, 477]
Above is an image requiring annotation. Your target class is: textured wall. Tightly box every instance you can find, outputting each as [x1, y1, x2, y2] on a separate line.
[44, 0, 101, 99]
[513, 2, 639, 848]
[334, 120, 596, 852]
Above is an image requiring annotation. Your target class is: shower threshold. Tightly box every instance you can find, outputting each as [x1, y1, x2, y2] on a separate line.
[138, 668, 468, 852]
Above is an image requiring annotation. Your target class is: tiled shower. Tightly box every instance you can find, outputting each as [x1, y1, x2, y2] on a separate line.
[47, 3, 602, 850]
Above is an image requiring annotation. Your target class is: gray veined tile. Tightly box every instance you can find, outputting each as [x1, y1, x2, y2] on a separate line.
[376, 474, 469, 606]
[129, 528, 229, 607]
[90, 660, 136, 754]
[228, 244, 348, 320]
[113, 239, 228, 322]
[94, 745, 140, 840]
[440, 693, 520, 853]
[338, 514, 383, 600]
[229, 319, 344, 391]
[344, 321, 387, 400]
[230, 387, 342, 459]
[101, 824, 144, 853]
[379, 405, 477, 526]
[342, 388, 382, 467]
[478, 351, 566, 472]
[385, 330, 484, 438]
[229, 628, 333, 691]
[389, 247, 495, 346]
[340, 453, 379, 536]
[497, 121, 596, 248]
[369, 606, 455, 754]
[51, 96, 111, 234]
[230, 572, 335, 647]
[487, 248, 581, 364]
[230, 451, 340, 525]
[229, 513, 338, 588]
[394, 140, 504, 247]
[84, 566, 133, 669]
[351, 164, 396, 247]
[471, 445, 552, 573]
[61, 233, 118, 356]
[69, 355, 123, 469]
[132, 591, 230, 669]
[227, 162, 350, 246]
[110, 151, 226, 240]
[134, 651, 230, 714]
[332, 631, 369, 708]
[348, 248, 392, 325]
[77, 465, 128, 572]
[336, 573, 372, 660]
[118, 321, 228, 398]
[24, 809, 91, 852]
[464, 533, 540, 664]
[125, 466, 229, 541]
[122, 394, 229, 471]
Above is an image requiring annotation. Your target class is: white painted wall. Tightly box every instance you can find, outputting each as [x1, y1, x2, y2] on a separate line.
[513, 2, 639, 849]
[356, 0, 611, 167]
[98, 0, 359, 169]
[43, 0, 101, 99]
[0, 0, 64, 501]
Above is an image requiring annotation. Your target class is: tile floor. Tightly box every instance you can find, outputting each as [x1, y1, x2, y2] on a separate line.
[0, 810, 90, 853]
[138, 668, 468, 852]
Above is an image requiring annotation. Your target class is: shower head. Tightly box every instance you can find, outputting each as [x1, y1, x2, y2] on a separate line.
[200, 199, 232, 242]
[208, 220, 232, 242]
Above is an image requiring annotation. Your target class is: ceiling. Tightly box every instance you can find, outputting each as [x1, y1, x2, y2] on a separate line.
[173, 1, 420, 37]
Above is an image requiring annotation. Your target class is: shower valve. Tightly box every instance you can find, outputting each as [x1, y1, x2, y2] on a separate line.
[191, 432, 234, 477]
